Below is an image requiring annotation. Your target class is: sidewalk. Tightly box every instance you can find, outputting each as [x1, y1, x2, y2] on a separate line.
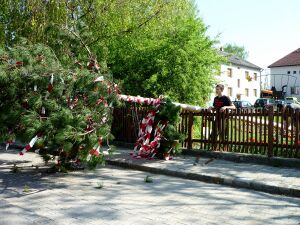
[1, 146, 300, 224]
[107, 148, 300, 198]
[1, 145, 300, 198]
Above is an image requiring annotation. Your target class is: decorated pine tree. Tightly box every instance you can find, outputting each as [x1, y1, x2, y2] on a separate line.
[0, 40, 119, 170]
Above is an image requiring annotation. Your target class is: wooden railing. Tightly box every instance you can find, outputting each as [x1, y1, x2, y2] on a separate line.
[112, 106, 300, 158]
[111, 106, 148, 144]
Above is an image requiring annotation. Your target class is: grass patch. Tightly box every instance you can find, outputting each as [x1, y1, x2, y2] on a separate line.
[144, 175, 153, 183]
[95, 181, 104, 189]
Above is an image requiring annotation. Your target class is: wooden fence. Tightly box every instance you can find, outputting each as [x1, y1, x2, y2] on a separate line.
[112, 106, 300, 159]
[111, 106, 148, 143]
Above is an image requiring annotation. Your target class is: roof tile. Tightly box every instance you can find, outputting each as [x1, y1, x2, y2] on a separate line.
[219, 51, 261, 70]
[268, 48, 300, 68]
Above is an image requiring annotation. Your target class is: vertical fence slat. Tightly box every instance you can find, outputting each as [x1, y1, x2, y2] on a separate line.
[242, 109, 246, 153]
[295, 109, 299, 158]
[187, 112, 193, 149]
[221, 110, 226, 151]
[228, 110, 233, 152]
[246, 109, 250, 153]
[259, 109, 262, 154]
[199, 112, 203, 150]
[180, 110, 184, 147]
[267, 106, 274, 157]
[203, 110, 207, 150]
[284, 109, 289, 158]
[290, 109, 294, 158]
[238, 109, 241, 152]
[273, 110, 280, 156]
[251, 111, 259, 154]
[280, 108, 284, 156]
[234, 109, 237, 152]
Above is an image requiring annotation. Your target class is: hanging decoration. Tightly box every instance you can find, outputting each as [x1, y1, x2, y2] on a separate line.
[19, 135, 40, 155]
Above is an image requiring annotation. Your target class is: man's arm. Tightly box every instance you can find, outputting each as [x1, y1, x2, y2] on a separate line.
[220, 104, 236, 111]
[208, 106, 216, 111]
[219, 97, 236, 112]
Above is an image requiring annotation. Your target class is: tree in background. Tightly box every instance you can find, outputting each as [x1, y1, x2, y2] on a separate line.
[0, 0, 222, 106]
[223, 43, 249, 60]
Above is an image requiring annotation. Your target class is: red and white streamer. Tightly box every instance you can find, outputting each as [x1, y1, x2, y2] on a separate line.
[5, 140, 14, 151]
[94, 76, 104, 82]
[119, 95, 161, 108]
[19, 135, 39, 155]
[87, 137, 103, 161]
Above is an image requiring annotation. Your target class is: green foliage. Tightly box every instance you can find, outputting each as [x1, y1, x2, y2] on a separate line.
[1, 0, 222, 106]
[156, 98, 183, 142]
[157, 98, 181, 124]
[0, 41, 118, 169]
[95, 181, 104, 189]
[87, 155, 105, 170]
[156, 98, 184, 157]
[23, 185, 30, 193]
[223, 43, 249, 60]
[110, 2, 222, 105]
[144, 175, 153, 183]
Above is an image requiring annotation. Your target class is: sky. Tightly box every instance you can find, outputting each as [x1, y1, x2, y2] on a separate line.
[195, 0, 300, 69]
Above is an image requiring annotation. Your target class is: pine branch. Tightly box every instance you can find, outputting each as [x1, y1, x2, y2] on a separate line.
[78, 128, 95, 136]
[63, 26, 92, 58]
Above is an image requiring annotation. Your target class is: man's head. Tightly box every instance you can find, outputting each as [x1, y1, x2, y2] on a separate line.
[215, 84, 224, 96]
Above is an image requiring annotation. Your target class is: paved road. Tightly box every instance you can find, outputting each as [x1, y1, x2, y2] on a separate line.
[109, 148, 300, 191]
[1, 149, 300, 225]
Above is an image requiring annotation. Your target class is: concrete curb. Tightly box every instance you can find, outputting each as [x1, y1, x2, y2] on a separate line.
[112, 142, 300, 168]
[106, 159, 300, 198]
[182, 149, 300, 168]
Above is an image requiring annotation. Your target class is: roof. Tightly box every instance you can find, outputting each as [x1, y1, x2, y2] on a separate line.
[268, 48, 300, 68]
[219, 51, 261, 70]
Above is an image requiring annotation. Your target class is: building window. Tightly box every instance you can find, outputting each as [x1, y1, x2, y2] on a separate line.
[228, 87, 232, 96]
[253, 89, 257, 97]
[245, 88, 249, 97]
[254, 73, 257, 81]
[237, 79, 240, 88]
[227, 68, 232, 77]
[287, 71, 291, 74]
[245, 71, 249, 79]
[294, 71, 297, 74]
[291, 86, 300, 95]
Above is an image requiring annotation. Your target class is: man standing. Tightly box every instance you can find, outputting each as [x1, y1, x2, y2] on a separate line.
[209, 84, 236, 150]
[210, 84, 235, 112]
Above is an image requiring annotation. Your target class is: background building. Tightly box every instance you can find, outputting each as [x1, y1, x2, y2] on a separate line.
[209, 51, 262, 105]
[269, 48, 300, 99]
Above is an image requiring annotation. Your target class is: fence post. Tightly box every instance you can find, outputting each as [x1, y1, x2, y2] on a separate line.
[187, 111, 194, 149]
[267, 106, 274, 157]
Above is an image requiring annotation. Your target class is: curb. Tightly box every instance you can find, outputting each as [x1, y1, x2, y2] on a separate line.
[106, 159, 300, 198]
[112, 142, 300, 168]
[182, 149, 300, 168]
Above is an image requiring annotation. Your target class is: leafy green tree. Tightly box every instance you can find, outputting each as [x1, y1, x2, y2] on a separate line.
[0, 0, 222, 106]
[109, 2, 222, 105]
[223, 43, 249, 60]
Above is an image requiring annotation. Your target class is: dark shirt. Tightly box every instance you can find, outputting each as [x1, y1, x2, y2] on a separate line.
[213, 96, 232, 111]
